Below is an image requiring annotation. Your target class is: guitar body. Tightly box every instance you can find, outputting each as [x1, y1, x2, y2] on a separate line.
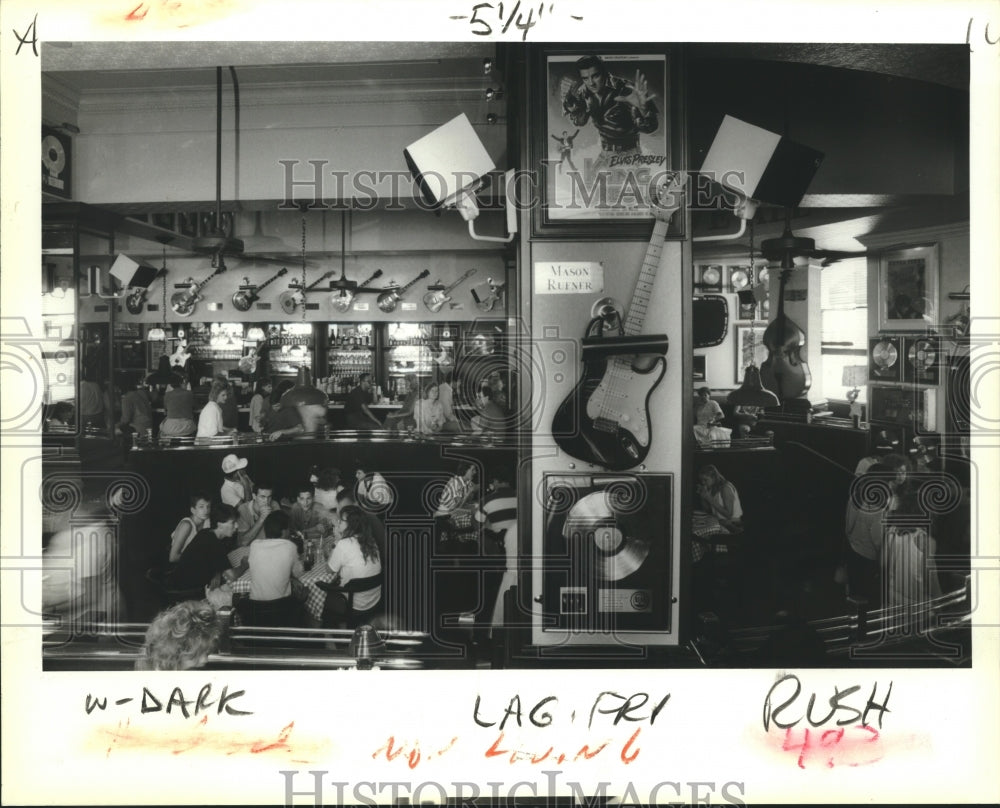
[231, 289, 256, 312]
[278, 290, 303, 315]
[422, 290, 448, 313]
[125, 289, 147, 315]
[553, 353, 666, 470]
[332, 269, 382, 313]
[170, 290, 199, 317]
[377, 290, 401, 313]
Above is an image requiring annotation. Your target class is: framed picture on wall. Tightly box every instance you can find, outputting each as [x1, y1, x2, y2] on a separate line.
[692, 354, 706, 382]
[531, 45, 684, 239]
[878, 244, 939, 331]
[735, 325, 767, 380]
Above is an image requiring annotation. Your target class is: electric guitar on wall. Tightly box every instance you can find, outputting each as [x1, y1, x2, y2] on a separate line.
[278, 270, 336, 315]
[170, 265, 226, 318]
[377, 269, 430, 313]
[551, 176, 684, 470]
[331, 268, 383, 313]
[231, 267, 288, 312]
[422, 268, 477, 313]
[125, 287, 150, 315]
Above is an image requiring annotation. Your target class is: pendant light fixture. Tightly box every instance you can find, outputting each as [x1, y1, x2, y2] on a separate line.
[728, 218, 779, 409]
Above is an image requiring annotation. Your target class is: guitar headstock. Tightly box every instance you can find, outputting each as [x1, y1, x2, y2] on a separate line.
[651, 172, 687, 222]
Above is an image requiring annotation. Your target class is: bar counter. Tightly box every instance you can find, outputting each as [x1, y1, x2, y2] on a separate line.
[119, 430, 517, 625]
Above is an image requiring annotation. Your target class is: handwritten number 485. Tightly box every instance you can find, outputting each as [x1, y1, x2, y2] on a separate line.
[782, 725, 882, 769]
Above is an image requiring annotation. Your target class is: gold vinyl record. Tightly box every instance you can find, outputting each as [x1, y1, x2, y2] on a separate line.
[872, 339, 899, 369]
[908, 339, 936, 370]
[562, 491, 650, 581]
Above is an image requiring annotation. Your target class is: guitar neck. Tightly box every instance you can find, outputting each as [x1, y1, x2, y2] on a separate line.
[257, 271, 287, 294]
[442, 270, 475, 294]
[622, 218, 669, 336]
[398, 273, 427, 295]
[304, 273, 334, 293]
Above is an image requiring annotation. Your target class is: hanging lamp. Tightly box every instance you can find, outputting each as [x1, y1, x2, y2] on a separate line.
[728, 219, 779, 409]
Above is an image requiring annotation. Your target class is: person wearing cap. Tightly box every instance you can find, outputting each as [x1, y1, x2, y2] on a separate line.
[220, 454, 254, 508]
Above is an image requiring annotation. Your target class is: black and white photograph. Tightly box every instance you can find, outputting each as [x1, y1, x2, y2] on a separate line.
[2, 2, 999, 806]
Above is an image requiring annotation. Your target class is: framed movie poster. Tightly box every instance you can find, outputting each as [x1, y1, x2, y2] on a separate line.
[531, 45, 684, 239]
[735, 325, 768, 380]
[878, 243, 939, 331]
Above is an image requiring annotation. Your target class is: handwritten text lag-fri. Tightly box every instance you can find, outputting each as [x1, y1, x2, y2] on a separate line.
[473, 690, 669, 730]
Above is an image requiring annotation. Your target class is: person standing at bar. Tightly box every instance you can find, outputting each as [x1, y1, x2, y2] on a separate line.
[344, 373, 382, 430]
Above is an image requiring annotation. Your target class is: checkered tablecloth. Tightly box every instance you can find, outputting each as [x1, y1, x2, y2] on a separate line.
[691, 511, 730, 562]
[227, 563, 333, 623]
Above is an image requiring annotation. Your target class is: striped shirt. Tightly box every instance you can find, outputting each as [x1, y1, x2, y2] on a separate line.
[474, 485, 516, 534]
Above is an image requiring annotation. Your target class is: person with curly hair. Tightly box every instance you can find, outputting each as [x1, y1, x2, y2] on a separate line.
[327, 505, 382, 613]
[134, 599, 223, 671]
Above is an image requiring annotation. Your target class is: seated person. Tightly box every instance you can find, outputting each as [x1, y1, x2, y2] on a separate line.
[693, 388, 732, 448]
[733, 404, 761, 438]
[243, 511, 306, 625]
[233, 481, 280, 568]
[261, 380, 305, 441]
[312, 467, 344, 523]
[45, 401, 75, 432]
[845, 463, 889, 604]
[344, 373, 383, 430]
[134, 600, 224, 671]
[694, 387, 725, 426]
[196, 378, 238, 440]
[289, 482, 324, 542]
[413, 382, 447, 435]
[169, 493, 212, 563]
[433, 462, 479, 541]
[325, 505, 382, 624]
[166, 503, 240, 592]
[695, 464, 743, 534]
[383, 374, 418, 433]
[354, 466, 393, 512]
[220, 453, 254, 508]
[336, 488, 386, 562]
[470, 383, 507, 437]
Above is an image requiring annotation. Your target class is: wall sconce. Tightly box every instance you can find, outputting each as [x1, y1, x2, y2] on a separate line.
[246, 326, 266, 342]
[404, 113, 517, 244]
[485, 87, 504, 101]
[482, 57, 493, 75]
[146, 327, 166, 341]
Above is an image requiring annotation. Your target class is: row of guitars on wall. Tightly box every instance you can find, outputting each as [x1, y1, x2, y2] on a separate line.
[125, 265, 505, 317]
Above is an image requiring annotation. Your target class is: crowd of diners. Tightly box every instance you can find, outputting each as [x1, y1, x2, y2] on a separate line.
[132, 453, 519, 669]
[47, 332, 512, 443]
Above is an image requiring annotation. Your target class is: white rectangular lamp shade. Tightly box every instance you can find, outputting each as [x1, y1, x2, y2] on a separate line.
[404, 113, 496, 208]
[110, 254, 159, 289]
[700, 114, 824, 208]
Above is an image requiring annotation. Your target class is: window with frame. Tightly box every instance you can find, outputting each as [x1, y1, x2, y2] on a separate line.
[820, 258, 868, 403]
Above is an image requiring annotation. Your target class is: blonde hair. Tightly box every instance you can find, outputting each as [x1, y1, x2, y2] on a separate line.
[135, 600, 222, 671]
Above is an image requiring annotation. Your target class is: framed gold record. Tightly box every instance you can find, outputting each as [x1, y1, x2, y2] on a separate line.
[727, 265, 751, 292]
[869, 335, 902, 382]
[903, 335, 941, 384]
